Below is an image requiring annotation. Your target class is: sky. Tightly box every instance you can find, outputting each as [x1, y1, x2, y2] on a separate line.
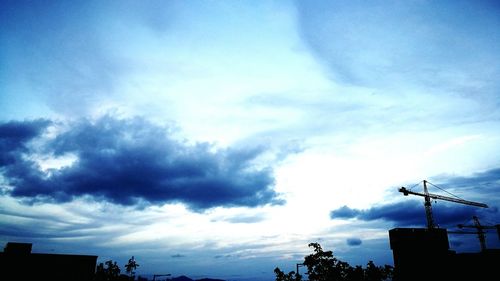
[1, 0, 500, 280]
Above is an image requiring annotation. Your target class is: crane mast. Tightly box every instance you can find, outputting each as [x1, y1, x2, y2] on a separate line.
[399, 180, 488, 229]
[473, 216, 486, 252]
[423, 180, 435, 229]
[455, 216, 500, 251]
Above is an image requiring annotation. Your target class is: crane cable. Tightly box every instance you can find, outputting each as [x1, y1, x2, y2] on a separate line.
[406, 181, 422, 192]
[426, 180, 466, 201]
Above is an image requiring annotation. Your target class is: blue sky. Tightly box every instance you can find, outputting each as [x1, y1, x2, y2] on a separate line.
[1, 0, 500, 280]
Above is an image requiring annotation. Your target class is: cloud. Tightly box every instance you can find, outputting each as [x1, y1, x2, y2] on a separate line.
[330, 201, 496, 228]
[0, 119, 51, 166]
[0, 1, 192, 118]
[331, 168, 500, 228]
[329, 205, 361, 219]
[213, 213, 267, 224]
[330, 202, 424, 226]
[0, 116, 283, 211]
[0, 1, 127, 116]
[214, 254, 233, 259]
[433, 168, 500, 191]
[295, 0, 500, 97]
[346, 238, 362, 247]
[171, 254, 186, 258]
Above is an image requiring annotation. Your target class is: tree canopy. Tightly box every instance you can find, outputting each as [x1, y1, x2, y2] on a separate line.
[275, 243, 393, 281]
[125, 256, 139, 277]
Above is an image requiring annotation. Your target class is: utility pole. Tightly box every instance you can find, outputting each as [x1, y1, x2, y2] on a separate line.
[296, 263, 304, 275]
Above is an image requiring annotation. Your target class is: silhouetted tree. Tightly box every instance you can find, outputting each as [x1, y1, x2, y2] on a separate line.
[95, 260, 121, 281]
[274, 243, 393, 281]
[303, 242, 349, 281]
[346, 265, 364, 281]
[274, 267, 302, 281]
[106, 260, 121, 280]
[365, 261, 383, 281]
[125, 256, 139, 279]
[95, 262, 107, 281]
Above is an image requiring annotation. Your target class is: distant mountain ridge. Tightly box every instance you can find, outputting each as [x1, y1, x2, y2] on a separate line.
[171, 275, 225, 281]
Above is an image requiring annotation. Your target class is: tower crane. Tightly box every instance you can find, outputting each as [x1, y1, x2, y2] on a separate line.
[449, 216, 500, 251]
[399, 180, 488, 229]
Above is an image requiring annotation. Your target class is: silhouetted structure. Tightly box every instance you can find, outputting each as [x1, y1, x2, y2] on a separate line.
[389, 228, 500, 281]
[389, 228, 452, 280]
[455, 215, 500, 251]
[394, 181, 499, 280]
[0, 242, 97, 281]
[399, 180, 488, 229]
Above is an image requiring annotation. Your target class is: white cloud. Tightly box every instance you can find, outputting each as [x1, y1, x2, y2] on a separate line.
[1, 0, 500, 278]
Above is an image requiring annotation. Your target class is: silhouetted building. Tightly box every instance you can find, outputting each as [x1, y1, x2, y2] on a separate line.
[389, 228, 453, 281]
[453, 249, 500, 281]
[389, 228, 500, 281]
[0, 242, 97, 281]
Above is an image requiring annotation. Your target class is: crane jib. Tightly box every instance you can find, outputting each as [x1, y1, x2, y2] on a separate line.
[398, 187, 488, 208]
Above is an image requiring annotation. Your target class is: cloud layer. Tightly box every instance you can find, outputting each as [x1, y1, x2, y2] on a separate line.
[0, 116, 282, 211]
[330, 201, 488, 227]
[296, 0, 500, 92]
[331, 169, 500, 228]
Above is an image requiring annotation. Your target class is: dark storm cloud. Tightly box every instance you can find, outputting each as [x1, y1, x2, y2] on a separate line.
[329, 205, 361, 219]
[429, 170, 500, 217]
[330, 201, 496, 228]
[331, 170, 500, 227]
[433, 169, 500, 191]
[0, 116, 282, 211]
[330, 202, 424, 226]
[346, 238, 362, 247]
[0, 119, 51, 165]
